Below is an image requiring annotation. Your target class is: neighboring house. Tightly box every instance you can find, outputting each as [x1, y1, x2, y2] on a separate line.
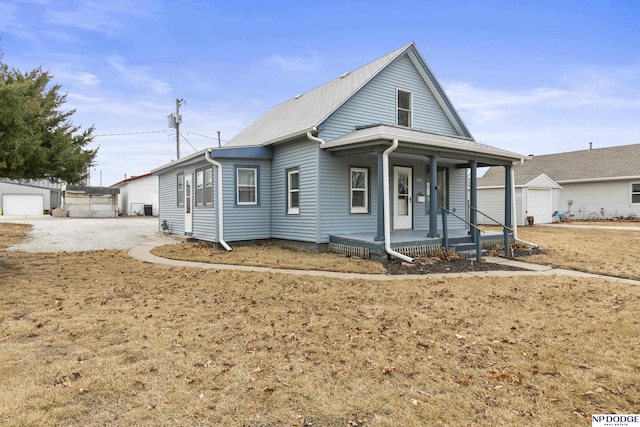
[153, 42, 525, 261]
[478, 143, 640, 224]
[0, 178, 63, 216]
[476, 172, 562, 226]
[111, 173, 159, 216]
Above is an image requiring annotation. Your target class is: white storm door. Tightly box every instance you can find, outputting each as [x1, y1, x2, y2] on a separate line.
[184, 173, 193, 234]
[393, 166, 412, 230]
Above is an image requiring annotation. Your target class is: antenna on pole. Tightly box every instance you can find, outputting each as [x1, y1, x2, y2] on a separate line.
[167, 98, 185, 159]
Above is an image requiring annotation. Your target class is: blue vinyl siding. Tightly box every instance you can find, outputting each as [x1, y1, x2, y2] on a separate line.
[192, 164, 216, 242]
[157, 168, 186, 235]
[319, 150, 378, 241]
[320, 54, 458, 142]
[220, 158, 272, 241]
[318, 155, 468, 241]
[271, 139, 318, 242]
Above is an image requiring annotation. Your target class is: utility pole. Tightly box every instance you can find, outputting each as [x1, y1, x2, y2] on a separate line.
[217, 130, 221, 148]
[167, 98, 185, 159]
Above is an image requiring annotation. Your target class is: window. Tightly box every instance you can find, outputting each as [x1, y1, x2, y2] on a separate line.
[195, 170, 204, 206]
[236, 167, 257, 205]
[350, 167, 369, 213]
[205, 168, 213, 205]
[632, 183, 640, 204]
[397, 89, 412, 127]
[287, 169, 300, 214]
[177, 173, 184, 206]
[426, 167, 449, 214]
[195, 167, 213, 206]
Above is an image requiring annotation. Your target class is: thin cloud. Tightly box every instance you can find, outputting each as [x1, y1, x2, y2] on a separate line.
[108, 57, 172, 94]
[44, 0, 152, 37]
[52, 67, 102, 87]
[445, 63, 640, 123]
[258, 51, 322, 72]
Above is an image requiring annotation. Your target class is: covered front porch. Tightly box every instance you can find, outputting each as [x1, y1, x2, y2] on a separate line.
[321, 124, 524, 262]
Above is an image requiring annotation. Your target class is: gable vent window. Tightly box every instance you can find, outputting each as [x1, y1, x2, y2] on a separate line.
[397, 89, 412, 127]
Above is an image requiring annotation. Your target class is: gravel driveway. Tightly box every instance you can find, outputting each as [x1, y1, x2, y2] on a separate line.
[3, 216, 158, 253]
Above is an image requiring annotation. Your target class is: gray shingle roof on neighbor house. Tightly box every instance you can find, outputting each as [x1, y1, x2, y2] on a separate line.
[478, 143, 640, 187]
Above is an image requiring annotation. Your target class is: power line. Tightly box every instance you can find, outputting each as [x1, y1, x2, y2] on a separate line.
[179, 133, 199, 153]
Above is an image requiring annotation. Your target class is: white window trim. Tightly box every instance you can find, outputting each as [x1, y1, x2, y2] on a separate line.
[631, 182, 640, 205]
[287, 169, 300, 215]
[177, 172, 184, 206]
[396, 88, 413, 128]
[195, 169, 204, 206]
[237, 167, 257, 205]
[204, 167, 213, 205]
[350, 167, 368, 214]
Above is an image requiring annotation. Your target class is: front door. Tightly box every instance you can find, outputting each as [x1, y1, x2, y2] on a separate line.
[184, 173, 193, 234]
[393, 166, 412, 230]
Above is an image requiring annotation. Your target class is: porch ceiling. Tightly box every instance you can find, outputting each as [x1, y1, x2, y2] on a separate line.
[321, 124, 524, 167]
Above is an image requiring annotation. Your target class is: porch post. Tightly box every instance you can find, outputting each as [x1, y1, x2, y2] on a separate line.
[470, 160, 481, 260]
[469, 160, 478, 236]
[374, 150, 385, 241]
[504, 164, 513, 258]
[428, 155, 439, 237]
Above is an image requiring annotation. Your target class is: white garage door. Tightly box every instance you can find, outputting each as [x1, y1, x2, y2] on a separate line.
[527, 189, 552, 224]
[2, 194, 44, 216]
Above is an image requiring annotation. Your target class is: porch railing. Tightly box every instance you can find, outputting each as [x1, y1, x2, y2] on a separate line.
[468, 205, 513, 258]
[439, 206, 485, 260]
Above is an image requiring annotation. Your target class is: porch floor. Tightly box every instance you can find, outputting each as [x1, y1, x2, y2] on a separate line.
[328, 229, 505, 260]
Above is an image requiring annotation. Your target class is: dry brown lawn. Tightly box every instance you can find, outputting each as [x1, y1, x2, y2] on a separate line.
[513, 225, 640, 280]
[153, 241, 386, 274]
[1, 223, 640, 426]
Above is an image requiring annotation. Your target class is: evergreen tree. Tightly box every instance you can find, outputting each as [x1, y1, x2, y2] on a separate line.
[0, 50, 97, 184]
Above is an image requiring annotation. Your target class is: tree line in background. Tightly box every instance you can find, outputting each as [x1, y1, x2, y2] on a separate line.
[0, 47, 97, 184]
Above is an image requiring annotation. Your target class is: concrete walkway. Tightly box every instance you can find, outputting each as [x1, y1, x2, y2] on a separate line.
[128, 233, 640, 285]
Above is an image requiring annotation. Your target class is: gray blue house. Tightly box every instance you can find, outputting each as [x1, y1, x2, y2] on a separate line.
[153, 42, 524, 261]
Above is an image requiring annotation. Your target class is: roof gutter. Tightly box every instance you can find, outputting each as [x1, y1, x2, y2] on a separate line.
[204, 150, 232, 252]
[383, 139, 414, 263]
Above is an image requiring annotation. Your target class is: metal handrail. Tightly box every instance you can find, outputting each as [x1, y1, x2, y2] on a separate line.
[439, 206, 484, 233]
[469, 205, 513, 234]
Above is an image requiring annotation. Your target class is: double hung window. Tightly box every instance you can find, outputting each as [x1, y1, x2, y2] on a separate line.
[632, 183, 640, 204]
[237, 167, 257, 205]
[287, 169, 300, 214]
[397, 89, 412, 127]
[350, 167, 369, 213]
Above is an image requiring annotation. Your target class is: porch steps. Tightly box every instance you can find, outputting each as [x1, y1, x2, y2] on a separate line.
[449, 243, 486, 259]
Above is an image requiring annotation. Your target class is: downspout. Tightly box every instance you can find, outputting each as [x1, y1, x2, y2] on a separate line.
[307, 128, 324, 245]
[306, 128, 324, 144]
[510, 162, 540, 248]
[205, 150, 232, 251]
[383, 139, 414, 263]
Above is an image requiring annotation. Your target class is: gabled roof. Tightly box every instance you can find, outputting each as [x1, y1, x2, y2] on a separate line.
[111, 172, 154, 188]
[225, 42, 472, 147]
[478, 143, 640, 187]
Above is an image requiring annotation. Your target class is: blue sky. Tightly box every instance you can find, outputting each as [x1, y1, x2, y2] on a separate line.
[1, 0, 639, 186]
